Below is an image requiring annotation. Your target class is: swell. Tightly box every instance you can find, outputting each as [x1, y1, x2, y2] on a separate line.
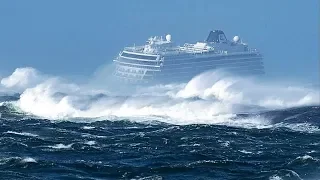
[1, 99, 319, 134]
[0, 116, 319, 179]
[0, 67, 319, 128]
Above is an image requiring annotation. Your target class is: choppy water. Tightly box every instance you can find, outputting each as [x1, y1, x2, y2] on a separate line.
[0, 100, 319, 179]
[0, 68, 319, 179]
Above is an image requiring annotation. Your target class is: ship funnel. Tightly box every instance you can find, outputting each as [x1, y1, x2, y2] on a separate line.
[206, 30, 227, 43]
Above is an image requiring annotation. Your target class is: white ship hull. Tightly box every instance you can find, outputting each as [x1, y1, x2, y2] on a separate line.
[113, 30, 264, 84]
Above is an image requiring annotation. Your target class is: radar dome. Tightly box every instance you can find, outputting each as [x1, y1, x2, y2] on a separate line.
[166, 34, 172, 42]
[233, 36, 240, 42]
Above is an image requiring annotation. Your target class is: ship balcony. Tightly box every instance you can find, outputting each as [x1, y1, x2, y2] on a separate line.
[113, 57, 162, 71]
[115, 66, 147, 75]
[113, 70, 155, 82]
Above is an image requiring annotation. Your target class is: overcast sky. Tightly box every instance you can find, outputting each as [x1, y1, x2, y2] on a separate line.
[0, 0, 318, 82]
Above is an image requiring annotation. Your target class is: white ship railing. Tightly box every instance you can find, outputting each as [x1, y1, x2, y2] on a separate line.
[122, 45, 260, 55]
[124, 46, 145, 52]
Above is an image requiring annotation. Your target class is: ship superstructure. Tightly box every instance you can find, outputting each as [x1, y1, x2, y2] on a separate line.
[113, 30, 264, 84]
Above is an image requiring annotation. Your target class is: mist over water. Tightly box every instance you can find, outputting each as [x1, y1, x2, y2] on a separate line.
[0, 67, 320, 179]
[0, 67, 318, 125]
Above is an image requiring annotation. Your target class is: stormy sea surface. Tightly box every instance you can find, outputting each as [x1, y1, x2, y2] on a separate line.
[0, 68, 319, 180]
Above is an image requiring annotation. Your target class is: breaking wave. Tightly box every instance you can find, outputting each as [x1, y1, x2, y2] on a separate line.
[0, 67, 319, 127]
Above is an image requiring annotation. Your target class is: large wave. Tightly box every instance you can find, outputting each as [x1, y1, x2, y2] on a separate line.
[0, 67, 319, 127]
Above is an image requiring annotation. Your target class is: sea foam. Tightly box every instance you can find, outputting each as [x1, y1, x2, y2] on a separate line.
[0, 67, 318, 128]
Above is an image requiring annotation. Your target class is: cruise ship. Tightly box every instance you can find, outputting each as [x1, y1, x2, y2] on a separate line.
[113, 30, 264, 84]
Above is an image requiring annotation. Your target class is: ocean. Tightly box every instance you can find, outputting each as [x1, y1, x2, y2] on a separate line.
[0, 68, 319, 180]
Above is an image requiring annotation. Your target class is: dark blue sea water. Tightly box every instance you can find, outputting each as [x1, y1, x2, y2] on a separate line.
[0, 94, 319, 180]
[0, 68, 319, 179]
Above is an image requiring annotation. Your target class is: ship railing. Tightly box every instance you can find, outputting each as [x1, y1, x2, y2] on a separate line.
[179, 43, 216, 54]
[123, 44, 260, 55]
[124, 46, 145, 53]
[180, 47, 211, 54]
[124, 46, 187, 55]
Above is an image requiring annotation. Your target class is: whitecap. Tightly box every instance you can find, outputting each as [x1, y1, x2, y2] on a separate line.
[129, 143, 141, 147]
[239, 150, 253, 154]
[188, 160, 218, 166]
[2, 67, 317, 129]
[82, 126, 95, 130]
[48, 143, 73, 149]
[307, 150, 316, 153]
[84, 141, 96, 146]
[131, 175, 163, 180]
[5, 131, 38, 137]
[295, 154, 318, 161]
[269, 175, 283, 180]
[269, 170, 302, 180]
[21, 157, 37, 163]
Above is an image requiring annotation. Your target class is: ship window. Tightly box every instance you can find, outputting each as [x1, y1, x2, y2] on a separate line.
[121, 52, 157, 60]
